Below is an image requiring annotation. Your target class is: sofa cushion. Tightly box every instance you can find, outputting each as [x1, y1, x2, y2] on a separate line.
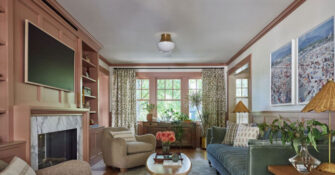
[207, 144, 248, 175]
[211, 127, 226, 144]
[1, 157, 36, 175]
[222, 121, 239, 144]
[110, 130, 136, 142]
[127, 141, 153, 154]
[233, 125, 259, 147]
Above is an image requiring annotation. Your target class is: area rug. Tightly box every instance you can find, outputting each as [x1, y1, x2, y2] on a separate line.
[91, 159, 217, 175]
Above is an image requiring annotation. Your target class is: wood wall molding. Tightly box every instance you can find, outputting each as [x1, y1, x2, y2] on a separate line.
[228, 54, 251, 75]
[227, 54, 252, 122]
[99, 66, 109, 75]
[99, 55, 112, 66]
[31, 0, 102, 51]
[226, 0, 306, 65]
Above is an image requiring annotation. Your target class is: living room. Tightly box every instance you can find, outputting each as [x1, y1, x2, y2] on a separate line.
[1, 0, 335, 175]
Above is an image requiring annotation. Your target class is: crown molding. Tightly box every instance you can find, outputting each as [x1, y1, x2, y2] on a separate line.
[226, 0, 306, 65]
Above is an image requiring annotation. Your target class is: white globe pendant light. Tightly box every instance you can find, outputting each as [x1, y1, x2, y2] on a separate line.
[157, 33, 175, 53]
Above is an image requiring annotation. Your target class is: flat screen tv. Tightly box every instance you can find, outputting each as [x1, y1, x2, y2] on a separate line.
[25, 20, 75, 91]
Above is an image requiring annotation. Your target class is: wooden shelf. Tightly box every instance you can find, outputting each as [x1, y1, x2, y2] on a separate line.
[90, 111, 96, 114]
[82, 58, 97, 68]
[0, 77, 5, 81]
[0, 40, 5, 46]
[82, 75, 96, 83]
[84, 95, 96, 99]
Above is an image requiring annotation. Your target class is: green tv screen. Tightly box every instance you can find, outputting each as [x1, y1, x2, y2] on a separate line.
[26, 21, 75, 91]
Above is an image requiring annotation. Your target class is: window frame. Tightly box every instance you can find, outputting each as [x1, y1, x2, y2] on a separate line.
[136, 79, 150, 121]
[136, 72, 201, 121]
[235, 78, 249, 124]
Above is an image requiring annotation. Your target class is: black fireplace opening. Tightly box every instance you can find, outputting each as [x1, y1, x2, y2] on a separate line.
[38, 129, 77, 169]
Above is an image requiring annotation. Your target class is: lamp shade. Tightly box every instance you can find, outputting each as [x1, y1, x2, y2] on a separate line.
[302, 80, 335, 112]
[233, 101, 249, 113]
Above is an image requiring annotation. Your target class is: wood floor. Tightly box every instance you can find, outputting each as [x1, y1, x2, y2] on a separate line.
[91, 148, 207, 175]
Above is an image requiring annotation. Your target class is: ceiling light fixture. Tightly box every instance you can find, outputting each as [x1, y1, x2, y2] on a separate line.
[157, 33, 175, 53]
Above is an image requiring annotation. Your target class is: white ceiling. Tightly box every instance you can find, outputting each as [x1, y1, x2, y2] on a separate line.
[57, 0, 293, 64]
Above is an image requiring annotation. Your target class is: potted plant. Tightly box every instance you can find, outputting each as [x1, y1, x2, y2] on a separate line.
[189, 92, 210, 148]
[259, 117, 329, 173]
[175, 112, 191, 122]
[156, 131, 176, 155]
[144, 104, 155, 122]
[162, 108, 177, 122]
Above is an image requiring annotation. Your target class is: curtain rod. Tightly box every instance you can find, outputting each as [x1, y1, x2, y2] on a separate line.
[112, 67, 226, 69]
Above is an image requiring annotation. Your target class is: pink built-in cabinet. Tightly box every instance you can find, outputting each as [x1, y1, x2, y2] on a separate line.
[0, 0, 103, 162]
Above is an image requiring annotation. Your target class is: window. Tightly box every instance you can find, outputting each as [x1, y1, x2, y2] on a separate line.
[188, 79, 202, 121]
[136, 79, 150, 121]
[235, 79, 248, 124]
[157, 79, 181, 120]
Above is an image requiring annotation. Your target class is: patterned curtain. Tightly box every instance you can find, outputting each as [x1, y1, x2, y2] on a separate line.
[202, 68, 227, 127]
[111, 69, 136, 128]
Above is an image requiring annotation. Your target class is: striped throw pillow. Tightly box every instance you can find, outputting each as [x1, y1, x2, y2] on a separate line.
[222, 121, 239, 145]
[1, 157, 36, 175]
[110, 130, 136, 142]
[233, 125, 259, 147]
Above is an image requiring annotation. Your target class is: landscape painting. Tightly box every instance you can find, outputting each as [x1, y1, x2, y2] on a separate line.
[298, 17, 334, 104]
[271, 42, 292, 105]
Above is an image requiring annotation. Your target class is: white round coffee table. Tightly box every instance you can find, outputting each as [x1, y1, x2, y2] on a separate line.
[146, 153, 192, 175]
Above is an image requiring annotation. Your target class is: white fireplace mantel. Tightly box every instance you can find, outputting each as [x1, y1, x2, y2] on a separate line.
[30, 114, 83, 170]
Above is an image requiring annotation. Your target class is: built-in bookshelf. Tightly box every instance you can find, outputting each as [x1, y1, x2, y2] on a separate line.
[81, 41, 99, 125]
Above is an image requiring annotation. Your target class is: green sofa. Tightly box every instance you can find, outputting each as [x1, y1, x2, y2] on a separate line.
[206, 127, 334, 175]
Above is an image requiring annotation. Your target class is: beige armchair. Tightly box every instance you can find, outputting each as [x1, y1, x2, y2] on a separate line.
[102, 127, 156, 172]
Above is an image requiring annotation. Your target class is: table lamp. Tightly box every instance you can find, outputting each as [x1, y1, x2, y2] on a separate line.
[302, 80, 335, 173]
[233, 101, 249, 123]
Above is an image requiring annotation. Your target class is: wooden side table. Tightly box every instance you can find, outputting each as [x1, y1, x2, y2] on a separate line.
[268, 165, 335, 175]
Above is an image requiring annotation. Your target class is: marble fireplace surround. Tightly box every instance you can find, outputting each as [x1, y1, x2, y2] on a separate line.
[30, 115, 83, 170]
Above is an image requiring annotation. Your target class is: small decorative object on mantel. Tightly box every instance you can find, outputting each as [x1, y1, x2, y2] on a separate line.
[259, 117, 328, 173]
[144, 104, 155, 122]
[302, 79, 335, 173]
[156, 131, 176, 156]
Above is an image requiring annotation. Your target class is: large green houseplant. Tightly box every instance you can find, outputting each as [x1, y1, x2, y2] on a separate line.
[189, 92, 210, 148]
[259, 117, 329, 172]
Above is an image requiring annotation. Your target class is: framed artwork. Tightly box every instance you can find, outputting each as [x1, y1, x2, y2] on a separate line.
[271, 42, 293, 105]
[298, 17, 334, 104]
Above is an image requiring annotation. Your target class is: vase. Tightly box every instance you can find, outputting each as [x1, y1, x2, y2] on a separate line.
[289, 144, 321, 173]
[201, 137, 207, 149]
[147, 114, 153, 122]
[162, 143, 170, 155]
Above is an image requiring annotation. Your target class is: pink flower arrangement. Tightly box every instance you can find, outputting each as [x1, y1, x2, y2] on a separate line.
[156, 131, 176, 144]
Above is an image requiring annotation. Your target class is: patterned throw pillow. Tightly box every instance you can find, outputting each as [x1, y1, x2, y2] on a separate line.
[110, 130, 136, 142]
[1, 157, 36, 175]
[222, 121, 239, 145]
[233, 125, 260, 147]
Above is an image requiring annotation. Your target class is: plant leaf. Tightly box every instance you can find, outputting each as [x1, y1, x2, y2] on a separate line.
[293, 139, 300, 154]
